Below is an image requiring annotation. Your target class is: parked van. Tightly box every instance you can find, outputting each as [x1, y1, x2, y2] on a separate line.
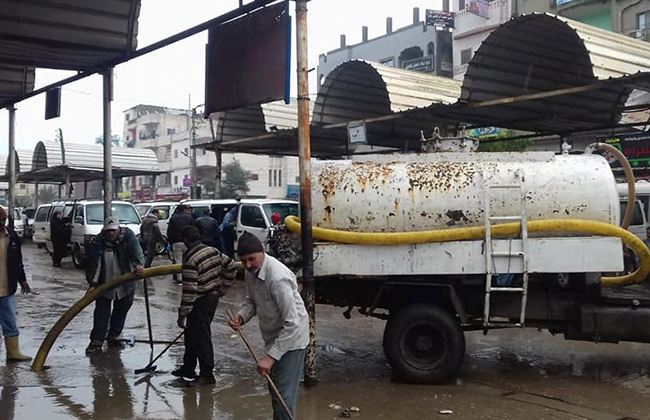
[234, 199, 299, 254]
[180, 199, 238, 225]
[135, 201, 179, 237]
[617, 182, 650, 243]
[33, 204, 52, 247]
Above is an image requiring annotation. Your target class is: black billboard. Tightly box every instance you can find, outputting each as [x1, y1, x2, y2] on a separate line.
[205, 1, 291, 114]
[426, 10, 455, 29]
[599, 131, 650, 176]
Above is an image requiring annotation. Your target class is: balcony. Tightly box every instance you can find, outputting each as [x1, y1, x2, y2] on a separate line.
[626, 29, 650, 42]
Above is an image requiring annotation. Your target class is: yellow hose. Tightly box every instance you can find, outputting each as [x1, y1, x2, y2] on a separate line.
[32, 264, 180, 372]
[285, 216, 650, 287]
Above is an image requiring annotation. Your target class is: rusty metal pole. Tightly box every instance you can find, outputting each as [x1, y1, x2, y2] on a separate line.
[296, 0, 317, 387]
[103, 68, 113, 219]
[8, 106, 16, 216]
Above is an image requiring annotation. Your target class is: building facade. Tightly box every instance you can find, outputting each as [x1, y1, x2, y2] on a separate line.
[123, 105, 298, 200]
[318, 7, 454, 86]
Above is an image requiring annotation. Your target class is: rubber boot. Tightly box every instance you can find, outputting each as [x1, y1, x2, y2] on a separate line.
[5, 336, 32, 362]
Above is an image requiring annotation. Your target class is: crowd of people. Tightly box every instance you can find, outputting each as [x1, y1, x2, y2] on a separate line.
[2, 203, 307, 420]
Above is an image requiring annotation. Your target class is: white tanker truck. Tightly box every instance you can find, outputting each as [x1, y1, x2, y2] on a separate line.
[275, 137, 650, 383]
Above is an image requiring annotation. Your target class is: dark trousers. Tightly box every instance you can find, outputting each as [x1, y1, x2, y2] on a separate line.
[144, 240, 157, 268]
[270, 348, 306, 420]
[90, 291, 135, 342]
[183, 293, 219, 377]
[52, 240, 66, 265]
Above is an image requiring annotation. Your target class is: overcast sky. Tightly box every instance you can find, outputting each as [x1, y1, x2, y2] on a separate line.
[0, 0, 442, 154]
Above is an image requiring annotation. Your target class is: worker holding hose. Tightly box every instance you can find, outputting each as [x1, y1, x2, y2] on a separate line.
[229, 232, 309, 420]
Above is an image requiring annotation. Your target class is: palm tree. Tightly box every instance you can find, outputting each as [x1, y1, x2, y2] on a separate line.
[37, 186, 58, 204]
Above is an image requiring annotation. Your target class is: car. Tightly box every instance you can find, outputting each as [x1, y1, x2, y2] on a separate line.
[33, 204, 52, 248]
[21, 207, 35, 239]
[135, 201, 179, 237]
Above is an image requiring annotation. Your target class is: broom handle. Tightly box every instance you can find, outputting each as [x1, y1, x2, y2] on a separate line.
[226, 308, 295, 420]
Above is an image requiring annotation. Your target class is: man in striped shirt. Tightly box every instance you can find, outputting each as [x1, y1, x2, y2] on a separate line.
[174, 225, 237, 385]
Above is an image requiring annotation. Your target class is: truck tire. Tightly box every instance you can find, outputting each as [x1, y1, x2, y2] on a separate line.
[383, 304, 465, 383]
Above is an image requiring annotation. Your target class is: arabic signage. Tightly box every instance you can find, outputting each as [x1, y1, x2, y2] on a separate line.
[467, 0, 490, 18]
[466, 127, 513, 139]
[599, 132, 650, 175]
[426, 10, 455, 29]
[402, 55, 434, 73]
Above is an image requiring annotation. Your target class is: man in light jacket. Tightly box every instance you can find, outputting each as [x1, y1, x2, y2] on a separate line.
[229, 232, 309, 420]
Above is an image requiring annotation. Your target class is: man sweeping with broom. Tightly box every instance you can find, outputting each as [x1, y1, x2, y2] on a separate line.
[174, 225, 237, 385]
[229, 232, 309, 420]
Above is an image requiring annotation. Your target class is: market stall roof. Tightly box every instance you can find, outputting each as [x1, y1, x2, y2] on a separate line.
[0, 0, 140, 71]
[0, 64, 34, 105]
[199, 14, 650, 157]
[6, 141, 162, 183]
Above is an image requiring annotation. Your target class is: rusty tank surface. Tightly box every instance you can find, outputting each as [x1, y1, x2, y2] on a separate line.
[312, 152, 620, 232]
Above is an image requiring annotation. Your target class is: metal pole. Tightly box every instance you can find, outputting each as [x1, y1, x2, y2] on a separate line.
[34, 181, 39, 207]
[215, 146, 222, 198]
[296, 0, 317, 387]
[65, 172, 72, 198]
[103, 68, 113, 218]
[8, 106, 16, 216]
[191, 108, 198, 199]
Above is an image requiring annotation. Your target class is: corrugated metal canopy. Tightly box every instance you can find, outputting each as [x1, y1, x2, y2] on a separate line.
[0, 0, 140, 70]
[0, 64, 34, 104]
[5, 148, 33, 175]
[313, 60, 461, 125]
[461, 13, 650, 104]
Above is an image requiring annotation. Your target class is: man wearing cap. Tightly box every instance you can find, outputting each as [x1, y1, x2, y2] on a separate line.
[229, 232, 309, 420]
[167, 205, 195, 283]
[0, 206, 32, 362]
[85, 216, 144, 355]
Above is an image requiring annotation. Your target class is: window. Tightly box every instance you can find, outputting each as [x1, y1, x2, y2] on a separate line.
[35, 206, 49, 222]
[240, 205, 266, 228]
[380, 57, 395, 67]
[638, 11, 650, 30]
[174, 149, 178, 159]
[50, 206, 63, 221]
[136, 205, 152, 216]
[278, 170, 282, 187]
[461, 48, 472, 65]
[192, 206, 210, 219]
[269, 170, 273, 187]
[86, 204, 140, 225]
[125, 114, 130, 121]
[74, 205, 84, 223]
[167, 128, 176, 135]
[459, 0, 465, 10]
[174, 175, 178, 185]
[251, 173, 259, 181]
[19, 184, 26, 190]
[273, 170, 278, 187]
[262, 203, 299, 223]
[620, 200, 645, 226]
[202, 149, 207, 155]
[295, 176, 300, 183]
[138, 178, 143, 187]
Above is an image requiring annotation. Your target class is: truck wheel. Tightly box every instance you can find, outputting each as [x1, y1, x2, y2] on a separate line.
[383, 304, 465, 383]
[72, 245, 85, 269]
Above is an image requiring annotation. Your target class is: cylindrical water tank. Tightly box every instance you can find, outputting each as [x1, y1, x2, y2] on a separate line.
[312, 152, 620, 232]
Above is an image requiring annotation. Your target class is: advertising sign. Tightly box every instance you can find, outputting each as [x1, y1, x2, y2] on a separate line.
[402, 55, 434, 73]
[467, 0, 490, 18]
[205, 1, 291, 113]
[598, 132, 650, 175]
[425, 10, 455, 29]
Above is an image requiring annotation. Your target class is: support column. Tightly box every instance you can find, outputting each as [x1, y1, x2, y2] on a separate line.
[83, 181, 88, 198]
[103, 68, 113, 218]
[215, 145, 222, 198]
[34, 181, 39, 207]
[8, 106, 16, 218]
[296, 0, 317, 387]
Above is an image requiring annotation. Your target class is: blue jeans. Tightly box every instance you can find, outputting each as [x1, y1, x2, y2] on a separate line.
[0, 295, 19, 337]
[270, 348, 305, 420]
[90, 292, 135, 342]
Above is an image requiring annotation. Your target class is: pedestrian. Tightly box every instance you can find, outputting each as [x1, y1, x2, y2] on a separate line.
[195, 209, 219, 247]
[173, 225, 237, 385]
[228, 232, 309, 420]
[219, 202, 239, 258]
[167, 205, 195, 283]
[85, 216, 144, 355]
[0, 207, 32, 362]
[50, 211, 71, 267]
[140, 209, 163, 269]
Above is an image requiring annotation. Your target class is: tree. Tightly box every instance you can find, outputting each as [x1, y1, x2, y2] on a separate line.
[37, 186, 57, 204]
[477, 139, 532, 152]
[221, 160, 251, 199]
[95, 134, 122, 147]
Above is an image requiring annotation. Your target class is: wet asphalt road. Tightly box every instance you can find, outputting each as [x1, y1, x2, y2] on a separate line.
[1, 243, 650, 420]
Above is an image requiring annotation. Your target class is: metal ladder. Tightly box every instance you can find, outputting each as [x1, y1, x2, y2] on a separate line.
[483, 174, 529, 329]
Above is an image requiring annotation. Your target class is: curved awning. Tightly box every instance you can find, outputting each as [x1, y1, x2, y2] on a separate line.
[5, 149, 33, 176]
[0, 1, 140, 71]
[0, 64, 34, 105]
[461, 13, 650, 104]
[312, 60, 461, 125]
[19, 141, 160, 183]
